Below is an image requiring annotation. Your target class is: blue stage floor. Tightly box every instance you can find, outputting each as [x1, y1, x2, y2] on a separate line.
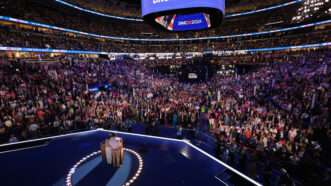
[0, 129, 259, 186]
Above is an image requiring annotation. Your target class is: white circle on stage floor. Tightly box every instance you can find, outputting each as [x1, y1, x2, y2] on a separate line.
[66, 148, 143, 186]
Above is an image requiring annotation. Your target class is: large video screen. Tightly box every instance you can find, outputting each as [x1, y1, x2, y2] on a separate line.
[142, 0, 225, 17]
[155, 13, 211, 31]
[142, 0, 225, 31]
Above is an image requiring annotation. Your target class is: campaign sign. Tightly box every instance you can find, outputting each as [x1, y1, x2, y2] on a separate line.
[173, 13, 210, 31]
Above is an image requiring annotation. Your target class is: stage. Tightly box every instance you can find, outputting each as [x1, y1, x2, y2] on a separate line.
[0, 129, 260, 186]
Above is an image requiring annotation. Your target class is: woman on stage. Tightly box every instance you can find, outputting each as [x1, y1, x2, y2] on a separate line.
[103, 133, 124, 167]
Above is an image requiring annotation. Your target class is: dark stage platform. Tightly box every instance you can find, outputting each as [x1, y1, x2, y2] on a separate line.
[0, 129, 261, 186]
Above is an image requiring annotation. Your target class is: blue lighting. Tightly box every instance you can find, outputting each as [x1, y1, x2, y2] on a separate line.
[55, 0, 143, 22]
[1, 42, 330, 55]
[0, 15, 330, 42]
[141, 0, 225, 17]
[226, 0, 303, 18]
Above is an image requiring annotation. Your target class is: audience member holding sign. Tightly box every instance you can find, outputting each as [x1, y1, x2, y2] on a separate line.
[100, 133, 124, 167]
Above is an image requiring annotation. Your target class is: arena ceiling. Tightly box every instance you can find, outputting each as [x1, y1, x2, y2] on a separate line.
[64, 0, 288, 18]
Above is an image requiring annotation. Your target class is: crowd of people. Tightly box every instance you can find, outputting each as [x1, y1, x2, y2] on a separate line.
[0, 1, 330, 185]
[0, 49, 330, 185]
[1, 22, 330, 54]
[211, 51, 331, 185]
[0, 0, 329, 57]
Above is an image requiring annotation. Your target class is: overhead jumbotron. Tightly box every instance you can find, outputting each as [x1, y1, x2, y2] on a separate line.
[142, 0, 225, 31]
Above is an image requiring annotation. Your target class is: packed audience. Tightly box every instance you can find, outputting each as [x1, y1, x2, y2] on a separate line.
[1, 23, 330, 54]
[0, 1, 330, 185]
[0, 49, 330, 185]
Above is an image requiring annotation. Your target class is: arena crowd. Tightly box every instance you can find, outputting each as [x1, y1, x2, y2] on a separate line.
[0, 49, 330, 185]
